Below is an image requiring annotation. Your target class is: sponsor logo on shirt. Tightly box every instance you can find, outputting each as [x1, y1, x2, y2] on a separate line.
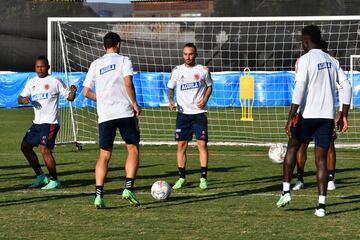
[32, 93, 49, 101]
[180, 81, 200, 91]
[100, 64, 116, 75]
[318, 62, 332, 70]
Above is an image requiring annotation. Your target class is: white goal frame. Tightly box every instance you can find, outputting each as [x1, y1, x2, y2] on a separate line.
[48, 16, 360, 148]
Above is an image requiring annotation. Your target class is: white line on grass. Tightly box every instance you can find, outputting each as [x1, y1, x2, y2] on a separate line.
[8, 189, 350, 198]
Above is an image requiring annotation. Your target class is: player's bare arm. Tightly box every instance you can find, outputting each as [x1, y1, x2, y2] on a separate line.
[83, 86, 97, 101]
[197, 85, 212, 109]
[168, 88, 176, 111]
[67, 85, 77, 101]
[337, 104, 350, 132]
[285, 103, 299, 138]
[124, 75, 141, 116]
[18, 96, 30, 104]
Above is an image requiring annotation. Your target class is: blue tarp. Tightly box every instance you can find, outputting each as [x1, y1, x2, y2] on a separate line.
[1, 71, 359, 108]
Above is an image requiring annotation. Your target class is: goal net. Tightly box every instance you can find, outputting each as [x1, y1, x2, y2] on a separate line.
[48, 16, 360, 147]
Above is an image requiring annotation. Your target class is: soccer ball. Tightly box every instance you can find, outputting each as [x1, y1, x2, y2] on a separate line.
[151, 180, 172, 200]
[268, 143, 286, 164]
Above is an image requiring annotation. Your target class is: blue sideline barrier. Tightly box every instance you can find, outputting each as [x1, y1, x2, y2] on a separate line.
[0, 71, 359, 108]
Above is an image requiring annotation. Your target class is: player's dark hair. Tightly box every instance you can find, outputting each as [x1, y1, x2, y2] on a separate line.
[319, 39, 328, 53]
[103, 32, 121, 49]
[36, 55, 49, 66]
[183, 42, 197, 53]
[302, 25, 321, 45]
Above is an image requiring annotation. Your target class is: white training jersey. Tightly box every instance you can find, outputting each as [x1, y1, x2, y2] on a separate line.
[83, 53, 134, 123]
[167, 64, 212, 114]
[20, 75, 70, 124]
[292, 49, 348, 119]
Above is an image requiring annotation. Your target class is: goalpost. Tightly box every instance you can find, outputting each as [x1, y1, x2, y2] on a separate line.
[48, 16, 360, 147]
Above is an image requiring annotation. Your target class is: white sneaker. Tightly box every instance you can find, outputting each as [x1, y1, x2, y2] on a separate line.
[314, 208, 326, 217]
[276, 193, 291, 207]
[328, 180, 336, 191]
[292, 181, 304, 191]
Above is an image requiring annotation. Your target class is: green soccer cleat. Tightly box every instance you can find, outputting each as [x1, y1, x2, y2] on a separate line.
[122, 189, 140, 207]
[199, 177, 208, 190]
[172, 178, 187, 190]
[276, 193, 291, 207]
[41, 180, 61, 190]
[29, 174, 49, 188]
[94, 196, 105, 209]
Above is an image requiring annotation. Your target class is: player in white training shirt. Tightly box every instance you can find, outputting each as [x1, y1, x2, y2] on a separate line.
[168, 43, 213, 190]
[276, 26, 352, 217]
[83, 32, 141, 208]
[18, 56, 77, 190]
[292, 40, 342, 192]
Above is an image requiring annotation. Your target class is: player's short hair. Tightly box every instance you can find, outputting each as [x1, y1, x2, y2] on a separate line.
[319, 39, 328, 53]
[103, 32, 121, 49]
[183, 42, 197, 53]
[301, 25, 321, 45]
[36, 55, 49, 66]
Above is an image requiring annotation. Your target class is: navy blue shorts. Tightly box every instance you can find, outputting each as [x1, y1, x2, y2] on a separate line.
[99, 117, 140, 149]
[175, 113, 208, 142]
[291, 114, 334, 150]
[23, 123, 60, 149]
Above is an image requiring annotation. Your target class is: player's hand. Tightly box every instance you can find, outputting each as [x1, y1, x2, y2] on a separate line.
[21, 96, 31, 104]
[337, 116, 348, 133]
[169, 102, 176, 112]
[285, 119, 293, 138]
[133, 102, 141, 116]
[197, 99, 207, 109]
[335, 111, 342, 124]
[69, 85, 77, 93]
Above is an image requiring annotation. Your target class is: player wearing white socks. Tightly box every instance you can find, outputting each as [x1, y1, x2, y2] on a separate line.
[276, 25, 352, 217]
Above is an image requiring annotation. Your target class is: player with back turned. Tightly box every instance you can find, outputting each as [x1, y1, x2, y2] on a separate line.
[83, 32, 141, 208]
[18, 56, 77, 190]
[276, 25, 352, 217]
[292, 40, 341, 192]
[168, 43, 213, 190]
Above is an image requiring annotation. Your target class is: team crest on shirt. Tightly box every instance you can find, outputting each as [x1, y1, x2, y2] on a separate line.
[44, 84, 49, 90]
[194, 73, 200, 80]
[32, 85, 36, 91]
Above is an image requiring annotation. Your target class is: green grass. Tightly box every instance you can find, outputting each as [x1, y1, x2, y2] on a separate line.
[1, 108, 360, 239]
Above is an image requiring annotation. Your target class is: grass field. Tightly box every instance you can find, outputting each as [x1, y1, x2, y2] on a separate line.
[1, 108, 360, 239]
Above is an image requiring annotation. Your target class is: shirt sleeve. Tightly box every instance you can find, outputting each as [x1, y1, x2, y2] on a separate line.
[336, 62, 352, 106]
[167, 68, 178, 89]
[83, 61, 96, 89]
[292, 56, 308, 105]
[55, 77, 70, 98]
[123, 57, 133, 77]
[204, 68, 212, 87]
[20, 80, 31, 97]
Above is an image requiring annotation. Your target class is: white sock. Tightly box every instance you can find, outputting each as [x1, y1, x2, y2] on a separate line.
[318, 195, 326, 205]
[283, 182, 290, 192]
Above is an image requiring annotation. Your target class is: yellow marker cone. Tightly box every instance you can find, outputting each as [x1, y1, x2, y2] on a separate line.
[240, 67, 254, 121]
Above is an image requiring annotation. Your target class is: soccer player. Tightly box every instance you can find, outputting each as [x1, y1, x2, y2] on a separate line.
[83, 32, 141, 208]
[292, 40, 340, 191]
[18, 56, 77, 189]
[167, 43, 213, 190]
[276, 25, 352, 217]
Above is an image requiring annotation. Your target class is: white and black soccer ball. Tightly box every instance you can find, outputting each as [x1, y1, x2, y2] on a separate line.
[268, 143, 286, 164]
[151, 180, 172, 200]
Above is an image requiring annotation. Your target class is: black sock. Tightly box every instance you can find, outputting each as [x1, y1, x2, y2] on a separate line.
[317, 203, 326, 210]
[96, 185, 103, 198]
[32, 164, 43, 176]
[178, 167, 186, 179]
[125, 178, 135, 192]
[328, 170, 335, 181]
[297, 169, 304, 183]
[201, 167, 208, 179]
[49, 170, 58, 181]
